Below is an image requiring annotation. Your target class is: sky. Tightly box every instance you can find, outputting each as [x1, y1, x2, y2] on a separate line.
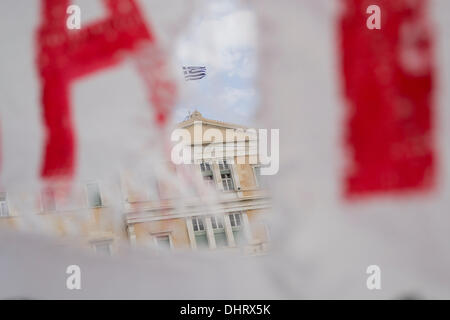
[172, 0, 258, 126]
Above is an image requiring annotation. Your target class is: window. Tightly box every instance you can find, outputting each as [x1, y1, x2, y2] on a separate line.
[191, 215, 232, 249]
[192, 216, 205, 232]
[211, 215, 227, 248]
[86, 182, 102, 208]
[92, 240, 112, 255]
[200, 161, 215, 187]
[41, 188, 56, 212]
[229, 212, 242, 227]
[155, 235, 171, 250]
[229, 212, 245, 245]
[200, 162, 211, 172]
[221, 173, 234, 191]
[219, 159, 234, 191]
[192, 216, 208, 249]
[218, 159, 230, 171]
[210, 216, 224, 229]
[0, 192, 9, 217]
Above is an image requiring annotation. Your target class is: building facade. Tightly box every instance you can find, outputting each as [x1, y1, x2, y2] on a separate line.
[0, 111, 271, 255]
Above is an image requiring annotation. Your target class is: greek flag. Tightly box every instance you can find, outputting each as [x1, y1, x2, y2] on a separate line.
[183, 66, 206, 80]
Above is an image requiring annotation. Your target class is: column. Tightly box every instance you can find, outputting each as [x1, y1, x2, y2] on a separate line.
[204, 216, 216, 249]
[223, 214, 236, 247]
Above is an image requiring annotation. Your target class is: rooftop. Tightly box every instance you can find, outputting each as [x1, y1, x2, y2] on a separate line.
[177, 110, 248, 130]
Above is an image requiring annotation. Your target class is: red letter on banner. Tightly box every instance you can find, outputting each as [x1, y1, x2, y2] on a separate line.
[339, 0, 435, 197]
[36, 0, 169, 181]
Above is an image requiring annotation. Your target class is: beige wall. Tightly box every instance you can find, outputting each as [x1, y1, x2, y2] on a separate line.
[234, 161, 257, 190]
[247, 209, 269, 244]
[0, 207, 124, 252]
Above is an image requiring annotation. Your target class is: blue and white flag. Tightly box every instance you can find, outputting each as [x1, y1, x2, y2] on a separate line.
[183, 66, 206, 80]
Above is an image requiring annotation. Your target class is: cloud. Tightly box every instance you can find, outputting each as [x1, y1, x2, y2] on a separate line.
[221, 87, 256, 106]
[172, 0, 258, 125]
[175, 8, 256, 75]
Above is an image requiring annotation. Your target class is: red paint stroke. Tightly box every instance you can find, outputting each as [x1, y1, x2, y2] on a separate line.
[36, 0, 175, 181]
[338, 0, 435, 197]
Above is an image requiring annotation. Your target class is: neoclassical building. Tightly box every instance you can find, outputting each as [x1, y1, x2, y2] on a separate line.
[0, 111, 271, 255]
[124, 111, 271, 254]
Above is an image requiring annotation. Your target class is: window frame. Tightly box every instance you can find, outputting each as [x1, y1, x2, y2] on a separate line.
[210, 215, 224, 232]
[200, 161, 212, 173]
[210, 215, 228, 248]
[221, 172, 234, 191]
[200, 161, 215, 187]
[219, 159, 229, 171]
[91, 239, 113, 255]
[191, 216, 209, 249]
[218, 159, 234, 191]
[192, 216, 206, 234]
[228, 212, 242, 230]
[85, 181, 103, 208]
[152, 232, 174, 250]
